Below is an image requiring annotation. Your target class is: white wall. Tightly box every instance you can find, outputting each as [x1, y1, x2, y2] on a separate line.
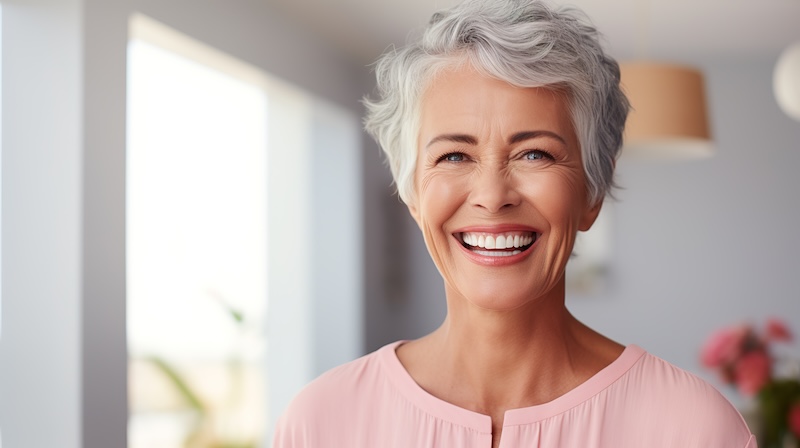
[1, 2, 83, 448]
[267, 90, 364, 435]
[1, 1, 368, 447]
[309, 102, 364, 376]
[369, 57, 800, 403]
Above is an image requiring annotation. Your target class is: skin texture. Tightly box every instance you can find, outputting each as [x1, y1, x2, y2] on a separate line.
[397, 64, 624, 448]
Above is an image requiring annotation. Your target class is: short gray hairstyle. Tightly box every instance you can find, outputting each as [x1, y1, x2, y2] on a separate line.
[364, 0, 629, 206]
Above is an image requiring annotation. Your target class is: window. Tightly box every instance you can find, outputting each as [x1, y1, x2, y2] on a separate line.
[127, 16, 269, 447]
[127, 14, 363, 447]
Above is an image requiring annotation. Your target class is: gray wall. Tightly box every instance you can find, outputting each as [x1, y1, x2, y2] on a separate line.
[581, 58, 800, 391]
[363, 57, 800, 403]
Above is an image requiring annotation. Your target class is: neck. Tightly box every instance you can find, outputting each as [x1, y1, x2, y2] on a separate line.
[402, 279, 622, 414]
[440, 288, 582, 409]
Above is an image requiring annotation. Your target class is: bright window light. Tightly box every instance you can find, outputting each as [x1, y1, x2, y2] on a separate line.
[127, 22, 268, 448]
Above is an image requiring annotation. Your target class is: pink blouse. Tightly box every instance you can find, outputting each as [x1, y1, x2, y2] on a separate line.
[274, 342, 756, 447]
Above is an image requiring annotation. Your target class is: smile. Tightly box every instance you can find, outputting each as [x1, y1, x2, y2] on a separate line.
[457, 231, 537, 257]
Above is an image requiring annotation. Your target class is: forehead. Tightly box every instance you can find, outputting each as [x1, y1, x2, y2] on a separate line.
[418, 65, 576, 145]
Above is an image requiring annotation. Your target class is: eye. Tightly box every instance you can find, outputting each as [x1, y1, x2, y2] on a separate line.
[437, 152, 467, 163]
[523, 149, 554, 161]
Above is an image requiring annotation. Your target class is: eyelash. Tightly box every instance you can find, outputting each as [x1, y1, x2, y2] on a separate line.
[435, 149, 554, 164]
[436, 152, 468, 163]
[522, 149, 555, 161]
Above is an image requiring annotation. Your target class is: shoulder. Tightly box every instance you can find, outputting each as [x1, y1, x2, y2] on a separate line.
[272, 343, 398, 447]
[627, 351, 740, 413]
[611, 348, 754, 446]
[286, 347, 383, 413]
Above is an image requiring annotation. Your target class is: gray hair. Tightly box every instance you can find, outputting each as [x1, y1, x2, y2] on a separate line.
[364, 0, 629, 206]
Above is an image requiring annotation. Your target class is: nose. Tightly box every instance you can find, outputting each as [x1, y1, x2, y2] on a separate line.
[468, 166, 521, 213]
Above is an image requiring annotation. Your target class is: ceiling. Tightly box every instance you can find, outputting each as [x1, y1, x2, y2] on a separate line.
[266, 0, 800, 66]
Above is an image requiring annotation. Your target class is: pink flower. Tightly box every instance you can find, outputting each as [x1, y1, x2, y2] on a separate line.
[766, 318, 792, 342]
[789, 403, 800, 438]
[734, 351, 771, 396]
[701, 325, 748, 369]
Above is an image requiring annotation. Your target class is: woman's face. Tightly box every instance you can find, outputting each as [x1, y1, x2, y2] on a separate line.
[409, 65, 601, 311]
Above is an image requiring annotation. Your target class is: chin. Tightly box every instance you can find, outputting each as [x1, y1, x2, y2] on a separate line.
[453, 282, 546, 312]
[446, 269, 566, 312]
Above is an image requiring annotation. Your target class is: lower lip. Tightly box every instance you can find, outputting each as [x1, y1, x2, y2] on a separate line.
[456, 237, 536, 266]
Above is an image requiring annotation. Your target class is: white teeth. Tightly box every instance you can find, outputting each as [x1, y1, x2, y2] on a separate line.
[460, 231, 536, 250]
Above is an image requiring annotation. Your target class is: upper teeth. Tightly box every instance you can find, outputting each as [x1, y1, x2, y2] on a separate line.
[460, 232, 535, 249]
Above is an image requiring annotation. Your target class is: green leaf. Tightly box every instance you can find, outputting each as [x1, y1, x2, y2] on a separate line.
[147, 356, 206, 413]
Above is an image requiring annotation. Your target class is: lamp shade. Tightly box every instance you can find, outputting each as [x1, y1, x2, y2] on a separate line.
[620, 62, 713, 159]
[774, 41, 800, 122]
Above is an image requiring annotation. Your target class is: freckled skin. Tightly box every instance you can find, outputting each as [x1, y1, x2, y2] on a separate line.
[409, 66, 600, 311]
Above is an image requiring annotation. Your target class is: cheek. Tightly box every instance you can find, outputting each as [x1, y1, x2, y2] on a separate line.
[413, 172, 469, 279]
[516, 171, 588, 229]
[416, 170, 470, 226]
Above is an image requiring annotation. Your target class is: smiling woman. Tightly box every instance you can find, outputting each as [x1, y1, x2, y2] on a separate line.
[273, 1, 757, 447]
[411, 69, 596, 311]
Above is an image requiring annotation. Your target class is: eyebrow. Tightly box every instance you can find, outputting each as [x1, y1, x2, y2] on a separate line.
[509, 130, 566, 145]
[426, 130, 566, 148]
[425, 133, 477, 148]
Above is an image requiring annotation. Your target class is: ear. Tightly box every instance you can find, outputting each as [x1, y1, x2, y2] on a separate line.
[578, 199, 603, 232]
[407, 202, 422, 228]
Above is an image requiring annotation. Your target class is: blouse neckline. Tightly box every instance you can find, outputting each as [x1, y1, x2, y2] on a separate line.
[377, 340, 646, 434]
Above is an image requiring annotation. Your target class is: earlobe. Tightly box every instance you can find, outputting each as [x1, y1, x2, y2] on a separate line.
[407, 203, 421, 227]
[578, 200, 603, 232]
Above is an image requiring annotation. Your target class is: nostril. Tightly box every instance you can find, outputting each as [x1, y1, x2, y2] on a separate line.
[469, 188, 521, 212]
[467, 169, 521, 212]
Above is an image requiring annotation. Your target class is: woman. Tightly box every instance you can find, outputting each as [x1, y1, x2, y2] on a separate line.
[274, 0, 756, 446]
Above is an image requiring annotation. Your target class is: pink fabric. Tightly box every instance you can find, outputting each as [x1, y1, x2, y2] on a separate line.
[274, 342, 756, 447]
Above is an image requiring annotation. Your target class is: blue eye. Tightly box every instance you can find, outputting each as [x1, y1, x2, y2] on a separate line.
[524, 150, 553, 161]
[438, 152, 466, 163]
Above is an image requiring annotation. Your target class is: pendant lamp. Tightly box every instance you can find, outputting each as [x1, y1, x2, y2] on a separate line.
[774, 42, 800, 122]
[620, 62, 714, 159]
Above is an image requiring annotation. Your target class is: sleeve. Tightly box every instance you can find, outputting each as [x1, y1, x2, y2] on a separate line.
[269, 366, 351, 448]
[271, 413, 305, 448]
[271, 384, 321, 448]
[622, 353, 757, 447]
[657, 380, 757, 447]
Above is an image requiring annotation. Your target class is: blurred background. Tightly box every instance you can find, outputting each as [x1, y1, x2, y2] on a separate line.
[1, 0, 799, 447]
